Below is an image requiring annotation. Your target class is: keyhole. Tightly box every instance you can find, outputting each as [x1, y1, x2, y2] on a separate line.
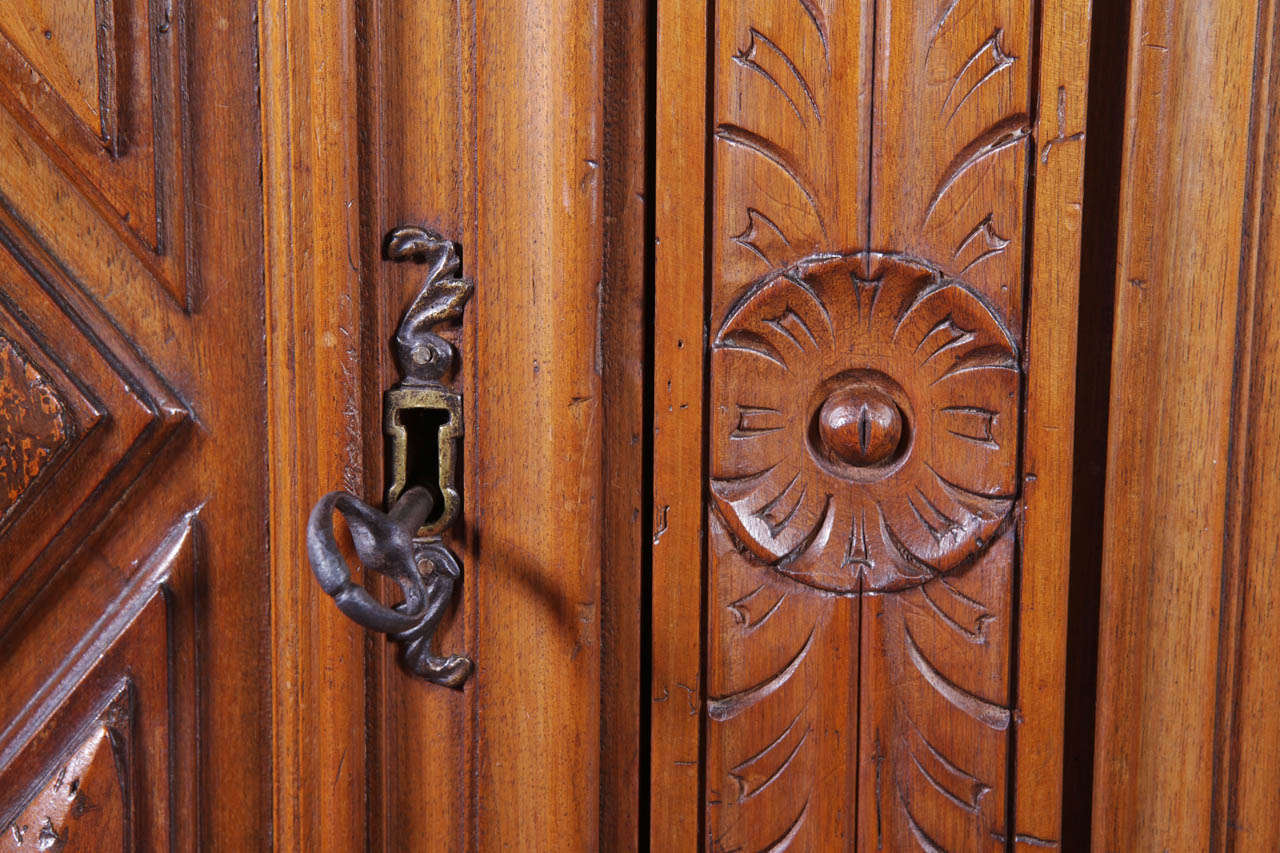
[397, 406, 451, 526]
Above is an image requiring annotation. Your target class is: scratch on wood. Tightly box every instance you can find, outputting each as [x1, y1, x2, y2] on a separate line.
[653, 503, 669, 544]
[1040, 86, 1085, 164]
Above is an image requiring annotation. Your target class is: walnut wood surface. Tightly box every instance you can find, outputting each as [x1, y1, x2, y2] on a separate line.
[654, 0, 1091, 848]
[650, 0, 709, 844]
[357, 0, 646, 848]
[5, 0, 1279, 847]
[1091, 0, 1280, 846]
[259, 0, 368, 848]
[0, 0, 266, 849]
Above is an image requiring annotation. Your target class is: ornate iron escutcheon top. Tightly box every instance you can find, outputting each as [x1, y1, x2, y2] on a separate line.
[710, 250, 1019, 594]
[305, 227, 473, 685]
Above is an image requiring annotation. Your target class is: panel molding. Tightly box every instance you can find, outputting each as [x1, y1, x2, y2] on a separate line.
[0, 0, 193, 309]
[0, 207, 190, 631]
[0, 516, 198, 851]
[648, 0, 1093, 847]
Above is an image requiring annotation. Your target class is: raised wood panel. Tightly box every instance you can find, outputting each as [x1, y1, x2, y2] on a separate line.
[0, 333, 71, 521]
[0, 0, 109, 140]
[655, 0, 1091, 847]
[0, 520, 197, 852]
[0, 212, 187, 627]
[0, 0, 190, 307]
[0, 1, 270, 848]
[1, 708, 131, 852]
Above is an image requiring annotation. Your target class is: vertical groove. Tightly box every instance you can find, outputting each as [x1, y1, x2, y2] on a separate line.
[698, 0, 717, 843]
[857, 2, 879, 847]
[1007, 0, 1048, 846]
[865, 0, 878, 256]
[1059, 0, 1130, 843]
[639, 0, 659, 844]
[465, 0, 480, 847]
[1211, 1, 1277, 845]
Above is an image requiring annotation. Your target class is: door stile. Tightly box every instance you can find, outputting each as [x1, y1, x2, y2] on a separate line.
[650, 0, 712, 846]
[260, 0, 369, 848]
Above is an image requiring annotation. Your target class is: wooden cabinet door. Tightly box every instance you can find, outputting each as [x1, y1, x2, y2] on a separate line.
[0, 0, 271, 848]
[0, 0, 645, 848]
[650, 0, 1090, 848]
[3, 0, 1277, 850]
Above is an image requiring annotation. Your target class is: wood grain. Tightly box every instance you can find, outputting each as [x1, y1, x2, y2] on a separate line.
[1090, 0, 1271, 846]
[0, 0, 190, 305]
[0, 335, 67, 517]
[467, 0, 608, 846]
[0, 0, 267, 847]
[1215, 6, 1280, 844]
[655, 0, 1091, 846]
[259, 0, 368, 847]
[650, 0, 709, 844]
[357, 0, 645, 847]
[1015, 0, 1092, 842]
[354, 0, 470, 848]
[1, 693, 130, 850]
[1092, 0, 1280, 846]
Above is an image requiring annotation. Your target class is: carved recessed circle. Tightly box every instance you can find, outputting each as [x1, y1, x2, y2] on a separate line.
[815, 381, 905, 472]
[710, 251, 1019, 594]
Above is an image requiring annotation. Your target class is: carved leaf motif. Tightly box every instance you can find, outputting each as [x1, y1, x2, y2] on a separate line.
[710, 252, 1017, 593]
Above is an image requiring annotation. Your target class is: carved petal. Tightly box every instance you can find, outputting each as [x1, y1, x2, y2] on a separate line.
[715, 273, 836, 372]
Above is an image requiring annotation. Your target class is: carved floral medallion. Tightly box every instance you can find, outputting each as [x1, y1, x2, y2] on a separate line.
[710, 251, 1018, 593]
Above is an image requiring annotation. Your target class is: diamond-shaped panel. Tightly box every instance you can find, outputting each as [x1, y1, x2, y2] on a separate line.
[0, 209, 188, 621]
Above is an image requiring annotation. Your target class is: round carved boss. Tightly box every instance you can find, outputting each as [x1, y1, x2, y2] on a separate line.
[710, 251, 1019, 594]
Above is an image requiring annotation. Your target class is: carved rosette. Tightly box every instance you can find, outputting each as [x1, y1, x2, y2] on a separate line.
[710, 251, 1018, 593]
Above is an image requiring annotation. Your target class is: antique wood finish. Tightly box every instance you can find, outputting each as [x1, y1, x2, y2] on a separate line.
[357, 0, 645, 848]
[260, 0, 368, 847]
[653, 0, 1091, 848]
[1092, 0, 1280, 847]
[649, 0, 708, 844]
[0, 0, 268, 849]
